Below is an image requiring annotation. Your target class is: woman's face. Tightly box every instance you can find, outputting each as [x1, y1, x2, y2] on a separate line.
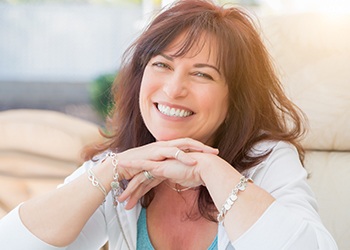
[139, 34, 229, 144]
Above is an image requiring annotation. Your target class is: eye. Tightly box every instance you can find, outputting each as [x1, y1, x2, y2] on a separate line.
[152, 62, 171, 69]
[193, 71, 214, 80]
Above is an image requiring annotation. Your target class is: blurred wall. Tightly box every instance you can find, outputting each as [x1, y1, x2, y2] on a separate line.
[0, 3, 142, 114]
[0, 3, 142, 83]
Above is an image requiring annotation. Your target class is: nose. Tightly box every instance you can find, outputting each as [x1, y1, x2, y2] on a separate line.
[162, 72, 188, 99]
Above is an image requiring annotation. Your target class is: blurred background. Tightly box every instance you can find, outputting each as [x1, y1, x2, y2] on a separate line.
[1, 0, 349, 124]
[0, 0, 258, 125]
[1, 1, 350, 249]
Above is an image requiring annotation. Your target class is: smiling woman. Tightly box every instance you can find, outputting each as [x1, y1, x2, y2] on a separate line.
[139, 33, 228, 144]
[0, 0, 338, 249]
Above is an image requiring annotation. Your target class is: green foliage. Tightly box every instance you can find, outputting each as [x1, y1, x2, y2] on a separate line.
[89, 72, 116, 119]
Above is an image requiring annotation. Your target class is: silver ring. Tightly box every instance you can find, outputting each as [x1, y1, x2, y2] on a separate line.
[174, 149, 182, 159]
[143, 170, 154, 180]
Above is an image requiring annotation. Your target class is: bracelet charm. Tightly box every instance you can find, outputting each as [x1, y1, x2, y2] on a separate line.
[217, 176, 253, 223]
[87, 168, 107, 202]
[107, 152, 123, 207]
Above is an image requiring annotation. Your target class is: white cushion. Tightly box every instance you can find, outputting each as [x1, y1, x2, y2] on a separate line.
[0, 109, 102, 163]
[261, 13, 350, 151]
[305, 151, 350, 250]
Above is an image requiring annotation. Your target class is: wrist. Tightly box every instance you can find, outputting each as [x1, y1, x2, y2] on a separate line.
[93, 154, 122, 192]
[198, 155, 238, 186]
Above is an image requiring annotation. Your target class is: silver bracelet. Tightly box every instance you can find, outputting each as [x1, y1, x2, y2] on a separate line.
[217, 176, 253, 223]
[107, 152, 123, 207]
[87, 168, 107, 200]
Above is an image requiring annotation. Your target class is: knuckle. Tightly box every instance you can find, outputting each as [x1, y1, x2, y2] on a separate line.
[184, 137, 192, 145]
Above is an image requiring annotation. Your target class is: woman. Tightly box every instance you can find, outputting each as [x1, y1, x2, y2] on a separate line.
[0, 0, 337, 249]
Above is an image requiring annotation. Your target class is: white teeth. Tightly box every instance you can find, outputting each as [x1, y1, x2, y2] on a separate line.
[157, 104, 193, 117]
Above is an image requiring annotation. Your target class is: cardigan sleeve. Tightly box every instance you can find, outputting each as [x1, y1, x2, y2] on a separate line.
[0, 159, 109, 250]
[230, 141, 338, 250]
[0, 204, 63, 250]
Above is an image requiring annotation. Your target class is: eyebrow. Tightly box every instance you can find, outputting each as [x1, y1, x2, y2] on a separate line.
[194, 63, 221, 75]
[160, 53, 173, 61]
[159, 53, 221, 75]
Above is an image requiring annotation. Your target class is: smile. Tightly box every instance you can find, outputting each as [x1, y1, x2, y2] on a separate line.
[157, 103, 193, 118]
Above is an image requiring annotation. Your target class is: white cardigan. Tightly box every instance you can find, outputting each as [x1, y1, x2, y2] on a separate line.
[0, 141, 338, 250]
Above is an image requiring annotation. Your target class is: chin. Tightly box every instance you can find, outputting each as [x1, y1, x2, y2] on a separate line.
[154, 135, 182, 142]
[151, 131, 187, 142]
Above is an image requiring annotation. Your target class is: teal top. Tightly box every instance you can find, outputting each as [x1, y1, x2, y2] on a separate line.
[137, 207, 218, 250]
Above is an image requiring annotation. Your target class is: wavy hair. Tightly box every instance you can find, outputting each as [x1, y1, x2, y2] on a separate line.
[84, 0, 306, 222]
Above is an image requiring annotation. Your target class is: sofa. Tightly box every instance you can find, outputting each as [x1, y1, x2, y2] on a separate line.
[0, 109, 103, 218]
[260, 13, 350, 249]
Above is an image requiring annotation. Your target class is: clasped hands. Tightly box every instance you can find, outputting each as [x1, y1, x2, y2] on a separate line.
[111, 138, 220, 209]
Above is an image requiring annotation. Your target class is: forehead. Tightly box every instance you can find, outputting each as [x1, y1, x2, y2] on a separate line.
[162, 31, 219, 64]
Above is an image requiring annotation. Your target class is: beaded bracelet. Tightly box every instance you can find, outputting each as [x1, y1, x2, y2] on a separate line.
[107, 152, 123, 207]
[217, 176, 253, 223]
[87, 168, 107, 201]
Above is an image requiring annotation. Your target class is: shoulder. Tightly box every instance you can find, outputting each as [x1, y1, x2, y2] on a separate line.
[249, 140, 297, 157]
[247, 140, 299, 167]
[244, 140, 306, 189]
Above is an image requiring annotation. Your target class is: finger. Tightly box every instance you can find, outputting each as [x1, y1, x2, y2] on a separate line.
[172, 148, 197, 165]
[119, 147, 197, 167]
[118, 170, 160, 202]
[119, 159, 194, 184]
[118, 172, 146, 202]
[143, 170, 154, 181]
[119, 173, 162, 209]
[118, 159, 191, 178]
[162, 138, 219, 154]
[124, 179, 161, 210]
[147, 146, 197, 165]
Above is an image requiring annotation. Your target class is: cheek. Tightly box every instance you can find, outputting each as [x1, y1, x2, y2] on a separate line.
[203, 89, 229, 119]
[139, 78, 150, 116]
[213, 104, 228, 128]
[139, 72, 153, 101]
[139, 73, 160, 117]
[213, 96, 229, 128]
[140, 70, 159, 96]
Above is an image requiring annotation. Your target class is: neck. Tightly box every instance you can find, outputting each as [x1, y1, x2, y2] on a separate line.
[163, 180, 199, 193]
[141, 181, 199, 211]
[142, 182, 204, 224]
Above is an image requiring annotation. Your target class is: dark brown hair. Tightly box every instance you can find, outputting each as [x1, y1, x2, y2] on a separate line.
[84, 0, 306, 222]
